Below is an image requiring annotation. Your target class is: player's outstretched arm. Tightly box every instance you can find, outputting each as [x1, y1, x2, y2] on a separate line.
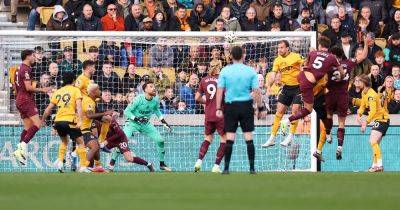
[42, 102, 56, 125]
[75, 98, 84, 129]
[24, 80, 52, 93]
[355, 35, 371, 64]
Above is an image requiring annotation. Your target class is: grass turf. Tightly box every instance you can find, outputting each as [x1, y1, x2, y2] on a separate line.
[0, 172, 399, 210]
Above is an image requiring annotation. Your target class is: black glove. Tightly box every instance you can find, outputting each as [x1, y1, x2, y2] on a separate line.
[161, 119, 172, 132]
[132, 116, 149, 124]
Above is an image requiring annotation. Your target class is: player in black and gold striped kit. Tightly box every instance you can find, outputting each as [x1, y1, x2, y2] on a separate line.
[262, 40, 303, 148]
[356, 74, 390, 172]
[42, 72, 91, 173]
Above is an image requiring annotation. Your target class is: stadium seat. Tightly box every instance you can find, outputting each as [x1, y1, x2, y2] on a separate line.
[374, 38, 387, 49]
[186, 9, 192, 17]
[317, 24, 328, 33]
[133, 67, 176, 82]
[8, 66, 18, 85]
[142, 50, 150, 67]
[39, 7, 54, 26]
[200, 24, 211, 31]
[353, 10, 359, 22]
[114, 67, 126, 79]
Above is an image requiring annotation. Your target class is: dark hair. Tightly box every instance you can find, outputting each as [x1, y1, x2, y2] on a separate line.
[34, 46, 43, 52]
[279, 40, 290, 48]
[358, 74, 371, 87]
[178, 5, 186, 10]
[83, 60, 95, 70]
[21, 49, 34, 61]
[318, 36, 331, 49]
[88, 46, 99, 53]
[103, 60, 113, 66]
[62, 72, 76, 85]
[216, 18, 225, 23]
[273, 3, 283, 10]
[230, 46, 243, 61]
[330, 46, 345, 60]
[142, 80, 154, 91]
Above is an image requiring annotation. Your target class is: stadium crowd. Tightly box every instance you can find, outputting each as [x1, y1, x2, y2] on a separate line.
[8, 0, 400, 117]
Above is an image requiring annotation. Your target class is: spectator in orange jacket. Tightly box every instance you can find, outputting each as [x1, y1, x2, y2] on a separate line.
[101, 3, 125, 31]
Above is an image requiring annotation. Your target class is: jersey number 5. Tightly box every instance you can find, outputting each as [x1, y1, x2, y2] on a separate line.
[206, 84, 216, 100]
[312, 56, 326, 69]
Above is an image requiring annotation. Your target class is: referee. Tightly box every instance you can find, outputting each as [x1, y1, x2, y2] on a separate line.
[216, 46, 266, 174]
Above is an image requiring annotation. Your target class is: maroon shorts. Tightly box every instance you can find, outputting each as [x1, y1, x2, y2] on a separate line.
[297, 71, 315, 104]
[204, 119, 225, 136]
[16, 100, 39, 119]
[106, 136, 130, 153]
[325, 92, 349, 117]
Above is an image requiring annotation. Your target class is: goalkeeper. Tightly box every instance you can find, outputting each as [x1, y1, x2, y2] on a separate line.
[110, 81, 172, 171]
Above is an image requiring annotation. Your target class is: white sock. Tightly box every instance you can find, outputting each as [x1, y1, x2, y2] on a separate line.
[377, 159, 383, 167]
[20, 142, 27, 154]
[337, 146, 342, 151]
[196, 159, 202, 165]
[316, 149, 322, 154]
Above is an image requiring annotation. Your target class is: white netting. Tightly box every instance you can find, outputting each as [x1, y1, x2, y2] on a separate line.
[0, 31, 317, 172]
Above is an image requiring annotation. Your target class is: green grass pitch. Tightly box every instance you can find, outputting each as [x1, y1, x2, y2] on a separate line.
[0, 172, 399, 210]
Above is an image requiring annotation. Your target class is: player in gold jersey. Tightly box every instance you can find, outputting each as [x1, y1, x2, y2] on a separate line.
[75, 60, 96, 95]
[357, 74, 390, 172]
[42, 72, 91, 173]
[262, 40, 304, 148]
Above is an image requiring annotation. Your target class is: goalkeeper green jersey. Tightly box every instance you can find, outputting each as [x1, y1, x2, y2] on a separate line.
[124, 94, 162, 120]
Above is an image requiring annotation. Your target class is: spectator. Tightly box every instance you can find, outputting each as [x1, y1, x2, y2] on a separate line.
[99, 40, 121, 66]
[125, 4, 145, 31]
[149, 38, 174, 67]
[64, 0, 85, 22]
[322, 17, 342, 47]
[172, 38, 189, 68]
[369, 65, 384, 91]
[59, 46, 82, 75]
[116, 0, 132, 18]
[27, 0, 62, 30]
[120, 37, 143, 67]
[388, 89, 400, 114]
[10, 0, 18, 23]
[48, 62, 62, 88]
[374, 50, 391, 77]
[121, 64, 142, 94]
[160, 86, 176, 114]
[392, 66, 400, 89]
[337, 5, 356, 38]
[383, 33, 400, 67]
[101, 4, 125, 31]
[270, 22, 281, 31]
[113, 92, 126, 115]
[149, 65, 172, 95]
[46, 5, 75, 31]
[383, 9, 400, 39]
[126, 91, 136, 104]
[357, 6, 380, 36]
[169, 5, 199, 31]
[265, 71, 281, 113]
[179, 45, 200, 74]
[76, 4, 102, 31]
[96, 61, 121, 94]
[209, 46, 226, 67]
[177, 0, 193, 9]
[348, 76, 363, 114]
[196, 62, 208, 79]
[359, 0, 388, 27]
[189, 2, 214, 28]
[378, 75, 395, 112]
[299, 0, 325, 24]
[163, 0, 183, 20]
[335, 30, 357, 59]
[32, 46, 50, 81]
[351, 47, 374, 80]
[97, 89, 115, 112]
[140, 17, 154, 31]
[356, 17, 370, 44]
[35, 73, 52, 116]
[87, 46, 103, 72]
[281, 0, 300, 19]
[295, 17, 312, 31]
[174, 69, 187, 93]
[297, 7, 313, 29]
[153, 10, 169, 31]
[211, 18, 226, 31]
[179, 73, 199, 112]
[240, 7, 265, 31]
[365, 33, 383, 62]
[326, 0, 352, 24]
[211, 6, 242, 31]
[265, 3, 291, 31]
[173, 100, 195, 114]
[143, 0, 165, 19]
[231, 0, 250, 22]
[136, 75, 150, 94]
[250, 0, 271, 22]
[92, 0, 107, 18]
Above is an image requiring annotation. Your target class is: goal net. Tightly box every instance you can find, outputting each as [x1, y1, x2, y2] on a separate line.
[0, 31, 317, 172]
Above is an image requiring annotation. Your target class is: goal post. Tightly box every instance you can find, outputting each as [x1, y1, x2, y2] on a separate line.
[0, 30, 318, 172]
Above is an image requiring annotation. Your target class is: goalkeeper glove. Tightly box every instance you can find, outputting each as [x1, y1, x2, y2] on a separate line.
[131, 116, 149, 124]
[161, 119, 172, 132]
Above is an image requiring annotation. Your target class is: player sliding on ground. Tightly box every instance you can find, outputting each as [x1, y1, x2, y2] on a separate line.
[262, 40, 303, 148]
[109, 81, 172, 171]
[42, 72, 91, 173]
[194, 62, 226, 173]
[356, 75, 390, 172]
[99, 118, 155, 172]
[13, 49, 52, 165]
[281, 36, 344, 133]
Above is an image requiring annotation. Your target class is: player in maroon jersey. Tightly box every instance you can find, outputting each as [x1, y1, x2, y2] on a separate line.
[193, 62, 226, 173]
[320, 37, 369, 160]
[13, 49, 52, 165]
[100, 118, 155, 172]
[282, 36, 344, 128]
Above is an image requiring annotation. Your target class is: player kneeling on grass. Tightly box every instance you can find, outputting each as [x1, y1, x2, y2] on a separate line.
[100, 118, 154, 172]
[194, 62, 226, 173]
[110, 81, 172, 171]
[356, 75, 390, 172]
[42, 72, 91, 173]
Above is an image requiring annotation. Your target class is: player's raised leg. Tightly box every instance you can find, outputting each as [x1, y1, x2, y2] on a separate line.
[195, 134, 213, 172]
[281, 103, 301, 147]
